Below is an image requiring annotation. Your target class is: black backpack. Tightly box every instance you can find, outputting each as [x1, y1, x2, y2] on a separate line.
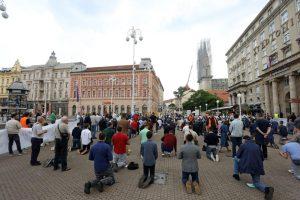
[127, 162, 139, 170]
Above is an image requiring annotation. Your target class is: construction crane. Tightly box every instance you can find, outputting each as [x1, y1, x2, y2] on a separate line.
[184, 65, 193, 90]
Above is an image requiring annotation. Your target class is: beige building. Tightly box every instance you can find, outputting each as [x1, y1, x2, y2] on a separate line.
[0, 60, 22, 112]
[226, 0, 300, 117]
[21, 52, 86, 115]
[68, 58, 164, 116]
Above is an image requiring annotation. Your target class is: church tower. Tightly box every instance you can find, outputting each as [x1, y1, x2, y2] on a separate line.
[197, 40, 213, 90]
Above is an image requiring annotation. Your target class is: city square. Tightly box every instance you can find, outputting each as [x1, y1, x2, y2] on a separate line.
[1, 0, 300, 200]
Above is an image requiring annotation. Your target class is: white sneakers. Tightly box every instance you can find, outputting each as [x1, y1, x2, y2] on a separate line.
[210, 153, 220, 162]
[215, 155, 220, 162]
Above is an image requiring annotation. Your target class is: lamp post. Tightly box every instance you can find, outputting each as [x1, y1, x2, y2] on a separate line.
[109, 76, 116, 114]
[126, 26, 143, 115]
[144, 65, 152, 114]
[0, 0, 8, 19]
[199, 105, 202, 113]
[237, 93, 242, 118]
[216, 100, 220, 114]
[205, 103, 208, 111]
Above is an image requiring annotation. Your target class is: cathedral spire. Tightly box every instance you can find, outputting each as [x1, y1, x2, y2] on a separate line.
[46, 51, 58, 67]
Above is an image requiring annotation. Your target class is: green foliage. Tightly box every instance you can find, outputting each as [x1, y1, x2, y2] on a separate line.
[182, 90, 224, 111]
[173, 86, 187, 99]
[168, 103, 176, 109]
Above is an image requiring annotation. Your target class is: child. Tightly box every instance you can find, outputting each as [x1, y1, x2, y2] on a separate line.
[79, 123, 92, 155]
[71, 123, 82, 151]
[279, 121, 288, 145]
[139, 131, 158, 188]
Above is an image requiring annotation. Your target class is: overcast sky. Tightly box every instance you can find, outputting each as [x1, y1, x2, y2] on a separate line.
[0, 0, 268, 99]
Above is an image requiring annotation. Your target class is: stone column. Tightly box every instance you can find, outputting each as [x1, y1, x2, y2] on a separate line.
[289, 75, 298, 115]
[272, 80, 280, 115]
[101, 105, 104, 116]
[264, 82, 271, 115]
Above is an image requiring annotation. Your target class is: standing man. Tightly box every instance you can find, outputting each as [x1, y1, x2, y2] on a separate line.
[255, 113, 271, 159]
[140, 123, 150, 144]
[20, 112, 31, 128]
[53, 116, 71, 171]
[229, 113, 244, 158]
[103, 122, 115, 148]
[178, 134, 201, 195]
[5, 113, 22, 156]
[84, 132, 115, 194]
[112, 126, 130, 172]
[30, 116, 47, 166]
[90, 112, 97, 139]
[117, 113, 130, 136]
[233, 136, 274, 200]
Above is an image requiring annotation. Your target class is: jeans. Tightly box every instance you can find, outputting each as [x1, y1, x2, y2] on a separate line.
[268, 132, 275, 145]
[143, 165, 155, 182]
[291, 160, 300, 180]
[53, 138, 68, 170]
[257, 143, 268, 159]
[233, 156, 239, 174]
[91, 166, 115, 187]
[91, 125, 97, 139]
[113, 153, 127, 168]
[182, 171, 199, 184]
[72, 139, 81, 150]
[206, 146, 217, 160]
[8, 134, 22, 154]
[30, 138, 43, 164]
[231, 137, 242, 158]
[161, 143, 173, 153]
[251, 174, 267, 192]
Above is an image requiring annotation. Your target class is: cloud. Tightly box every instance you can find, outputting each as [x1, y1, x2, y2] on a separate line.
[0, 0, 268, 99]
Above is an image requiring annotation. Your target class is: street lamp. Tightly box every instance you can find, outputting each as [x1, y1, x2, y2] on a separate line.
[109, 76, 116, 114]
[205, 103, 208, 111]
[216, 100, 220, 113]
[126, 26, 143, 115]
[144, 65, 152, 114]
[199, 105, 202, 113]
[0, 0, 8, 19]
[237, 93, 242, 118]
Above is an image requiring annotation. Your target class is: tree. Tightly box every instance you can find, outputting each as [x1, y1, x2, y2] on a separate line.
[182, 90, 224, 111]
[173, 86, 188, 111]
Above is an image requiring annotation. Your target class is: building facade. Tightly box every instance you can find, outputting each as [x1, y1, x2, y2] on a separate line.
[0, 60, 22, 112]
[68, 58, 164, 116]
[226, 0, 300, 116]
[21, 52, 86, 116]
[211, 79, 228, 90]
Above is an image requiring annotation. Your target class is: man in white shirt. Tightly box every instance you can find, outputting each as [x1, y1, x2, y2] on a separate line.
[80, 123, 92, 155]
[229, 113, 244, 158]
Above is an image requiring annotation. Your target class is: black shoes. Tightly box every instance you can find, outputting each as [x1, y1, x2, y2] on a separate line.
[138, 176, 152, 189]
[30, 161, 41, 166]
[62, 167, 71, 172]
[233, 174, 240, 181]
[265, 187, 274, 200]
[138, 175, 147, 188]
[96, 182, 104, 193]
[84, 182, 91, 194]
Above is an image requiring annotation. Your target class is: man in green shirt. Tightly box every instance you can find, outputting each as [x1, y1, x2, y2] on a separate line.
[140, 123, 150, 144]
[103, 122, 115, 148]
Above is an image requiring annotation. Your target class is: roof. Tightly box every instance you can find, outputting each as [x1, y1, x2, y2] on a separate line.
[163, 98, 176, 103]
[207, 90, 229, 103]
[23, 62, 85, 70]
[80, 64, 140, 73]
[7, 81, 29, 91]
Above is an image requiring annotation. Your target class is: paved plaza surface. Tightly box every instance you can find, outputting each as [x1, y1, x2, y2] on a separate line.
[0, 130, 299, 200]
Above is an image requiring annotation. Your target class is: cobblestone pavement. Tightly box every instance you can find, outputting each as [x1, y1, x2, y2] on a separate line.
[0, 130, 299, 200]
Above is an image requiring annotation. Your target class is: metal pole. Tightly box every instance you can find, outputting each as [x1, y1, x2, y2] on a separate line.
[131, 36, 135, 115]
[148, 66, 151, 114]
[239, 97, 242, 118]
[44, 82, 47, 116]
[111, 79, 114, 114]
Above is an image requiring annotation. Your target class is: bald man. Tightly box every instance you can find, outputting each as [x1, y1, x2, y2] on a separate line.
[53, 116, 71, 171]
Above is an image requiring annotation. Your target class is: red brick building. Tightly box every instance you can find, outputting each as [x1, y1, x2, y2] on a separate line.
[68, 58, 164, 116]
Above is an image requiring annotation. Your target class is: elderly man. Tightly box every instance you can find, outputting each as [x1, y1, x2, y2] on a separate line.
[53, 116, 71, 171]
[30, 116, 47, 166]
[5, 113, 22, 156]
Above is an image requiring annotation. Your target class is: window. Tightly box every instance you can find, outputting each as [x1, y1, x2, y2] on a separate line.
[283, 32, 290, 44]
[269, 53, 278, 66]
[252, 39, 257, 48]
[82, 91, 85, 98]
[259, 16, 264, 25]
[98, 80, 102, 85]
[87, 91, 90, 98]
[269, 21, 275, 34]
[284, 77, 289, 86]
[256, 86, 260, 95]
[143, 77, 148, 84]
[259, 31, 265, 43]
[297, 0, 300, 11]
[271, 40, 277, 51]
[281, 10, 288, 24]
[268, 7, 273, 16]
[98, 90, 102, 98]
[127, 78, 131, 85]
[92, 91, 95, 98]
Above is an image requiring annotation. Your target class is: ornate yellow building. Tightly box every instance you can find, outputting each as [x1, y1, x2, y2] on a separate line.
[0, 60, 22, 109]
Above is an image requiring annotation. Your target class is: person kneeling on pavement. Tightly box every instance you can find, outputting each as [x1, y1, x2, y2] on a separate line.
[161, 126, 177, 157]
[84, 132, 115, 194]
[178, 134, 201, 195]
[139, 131, 158, 188]
[232, 135, 274, 200]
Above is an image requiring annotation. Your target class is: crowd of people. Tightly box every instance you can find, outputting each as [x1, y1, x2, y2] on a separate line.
[4, 109, 300, 199]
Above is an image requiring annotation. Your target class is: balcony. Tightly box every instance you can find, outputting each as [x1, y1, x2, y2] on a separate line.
[228, 81, 247, 92]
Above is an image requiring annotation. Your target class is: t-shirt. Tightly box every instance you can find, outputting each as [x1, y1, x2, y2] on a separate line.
[112, 132, 129, 154]
[140, 128, 149, 144]
[103, 127, 115, 145]
[72, 127, 82, 139]
[89, 142, 113, 173]
[282, 142, 300, 160]
[130, 121, 138, 131]
[81, 129, 92, 145]
[162, 134, 177, 151]
[32, 123, 44, 139]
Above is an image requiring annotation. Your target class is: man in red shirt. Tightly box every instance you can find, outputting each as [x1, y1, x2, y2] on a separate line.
[161, 126, 177, 156]
[112, 126, 130, 172]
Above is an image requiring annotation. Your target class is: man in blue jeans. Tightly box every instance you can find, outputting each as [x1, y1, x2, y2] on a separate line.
[229, 113, 244, 158]
[178, 134, 201, 195]
[233, 135, 274, 200]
